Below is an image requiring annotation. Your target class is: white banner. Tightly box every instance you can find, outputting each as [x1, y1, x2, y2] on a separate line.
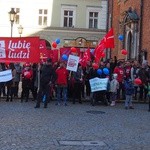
[0, 70, 12, 82]
[66, 55, 79, 72]
[89, 77, 109, 92]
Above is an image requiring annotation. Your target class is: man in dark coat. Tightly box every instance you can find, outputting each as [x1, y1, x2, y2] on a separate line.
[35, 58, 56, 108]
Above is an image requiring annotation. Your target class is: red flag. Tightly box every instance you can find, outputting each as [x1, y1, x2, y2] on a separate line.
[79, 48, 91, 67]
[93, 28, 114, 62]
[101, 28, 114, 48]
[94, 41, 105, 63]
[82, 48, 91, 61]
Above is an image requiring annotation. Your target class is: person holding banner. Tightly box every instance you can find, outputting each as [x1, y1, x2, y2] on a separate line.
[89, 63, 99, 106]
[6, 63, 16, 102]
[0, 63, 7, 98]
[14, 63, 22, 97]
[72, 63, 83, 104]
[89, 62, 109, 106]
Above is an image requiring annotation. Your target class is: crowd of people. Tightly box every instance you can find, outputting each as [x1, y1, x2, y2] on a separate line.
[0, 57, 150, 111]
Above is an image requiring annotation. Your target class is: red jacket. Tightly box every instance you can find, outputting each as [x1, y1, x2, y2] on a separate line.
[114, 67, 124, 82]
[56, 67, 68, 86]
[22, 69, 33, 80]
[124, 66, 131, 79]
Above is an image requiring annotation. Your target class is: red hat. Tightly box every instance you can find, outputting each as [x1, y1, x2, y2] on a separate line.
[24, 63, 31, 67]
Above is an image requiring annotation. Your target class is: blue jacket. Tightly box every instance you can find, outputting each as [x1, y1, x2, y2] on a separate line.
[124, 81, 135, 95]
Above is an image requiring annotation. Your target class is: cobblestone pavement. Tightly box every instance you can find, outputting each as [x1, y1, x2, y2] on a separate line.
[0, 99, 149, 150]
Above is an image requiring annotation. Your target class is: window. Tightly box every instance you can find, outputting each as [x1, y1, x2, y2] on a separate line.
[64, 10, 73, 27]
[38, 9, 48, 26]
[86, 7, 101, 29]
[61, 5, 76, 27]
[89, 12, 98, 29]
[15, 8, 20, 24]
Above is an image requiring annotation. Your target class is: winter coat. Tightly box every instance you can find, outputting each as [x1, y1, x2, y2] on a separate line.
[138, 67, 149, 85]
[56, 67, 68, 86]
[113, 67, 124, 83]
[73, 67, 83, 83]
[110, 79, 119, 93]
[124, 81, 135, 95]
[14, 64, 22, 82]
[40, 64, 56, 85]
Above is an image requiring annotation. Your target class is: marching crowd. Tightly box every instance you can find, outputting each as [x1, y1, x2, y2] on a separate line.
[0, 57, 150, 111]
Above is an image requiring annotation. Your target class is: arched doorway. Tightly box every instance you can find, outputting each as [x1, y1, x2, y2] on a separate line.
[40, 39, 51, 49]
[127, 31, 133, 59]
[123, 7, 139, 60]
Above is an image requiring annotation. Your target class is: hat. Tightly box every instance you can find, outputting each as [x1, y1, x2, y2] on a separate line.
[46, 58, 52, 63]
[113, 73, 118, 79]
[24, 63, 30, 67]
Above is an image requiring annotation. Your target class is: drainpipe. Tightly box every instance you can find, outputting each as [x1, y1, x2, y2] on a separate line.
[138, 0, 143, 63]
[106, 0, 109, 59]
[106, 0, 113, 59]
[106, 0, 109, 32]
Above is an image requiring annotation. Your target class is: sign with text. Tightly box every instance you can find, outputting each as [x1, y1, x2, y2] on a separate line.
[89, 77, 109, 92]
[66, 55, 79, 72]
[0, 70, 12, 82]
[0, 37, 40, 63]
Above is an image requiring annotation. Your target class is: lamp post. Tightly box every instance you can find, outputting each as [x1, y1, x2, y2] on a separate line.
[8, 8, 16, 37]
[18, 25, 23, 37]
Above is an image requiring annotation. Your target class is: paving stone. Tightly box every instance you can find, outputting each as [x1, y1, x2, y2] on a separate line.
[59, 140, 83, 146]
[0, 100, 149, 150]
[82, 141, 106, 146]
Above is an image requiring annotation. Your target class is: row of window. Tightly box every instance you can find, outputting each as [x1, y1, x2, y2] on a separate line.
[14, 8, 48, 26]
[14, 7, 100, 29]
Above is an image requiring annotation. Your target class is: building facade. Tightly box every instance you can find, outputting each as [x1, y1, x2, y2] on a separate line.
[108, 0, 150, 63]
[0, 0, 108, 50]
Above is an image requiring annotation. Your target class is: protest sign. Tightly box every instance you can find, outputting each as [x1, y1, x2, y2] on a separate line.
[0, 70, 12, 82]
[89, 77, 109, 92]
[66, 55, 79, 72]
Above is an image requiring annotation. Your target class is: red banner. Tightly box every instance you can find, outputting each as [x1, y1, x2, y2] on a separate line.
[0, 37, 40, 63]
[39, 39, 49, 60]
[49, 49, 59, 63]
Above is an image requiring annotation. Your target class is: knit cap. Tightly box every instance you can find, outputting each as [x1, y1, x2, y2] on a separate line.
[113, 73, 118, 79]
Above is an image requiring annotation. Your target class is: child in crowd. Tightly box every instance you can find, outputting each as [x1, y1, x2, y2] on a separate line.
[110, 73, 119, 106]
[124, 78, 135, 109]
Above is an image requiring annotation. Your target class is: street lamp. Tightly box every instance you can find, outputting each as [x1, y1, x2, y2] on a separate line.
[8, 8, 16, 37]
[18, 25, 23, 37]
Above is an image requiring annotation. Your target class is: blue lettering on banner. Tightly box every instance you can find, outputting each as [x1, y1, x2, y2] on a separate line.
[89, 77, 109, 92]
[0, 70, 12, 82]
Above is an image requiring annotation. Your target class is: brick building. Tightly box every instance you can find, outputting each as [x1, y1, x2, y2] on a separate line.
[108, 0, 150, 64]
